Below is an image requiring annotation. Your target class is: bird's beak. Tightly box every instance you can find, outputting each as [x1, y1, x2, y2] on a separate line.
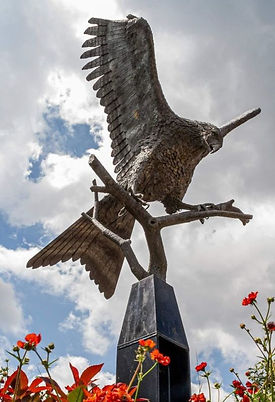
[210, 143, 222, 153]
[220, 108, 261, 138]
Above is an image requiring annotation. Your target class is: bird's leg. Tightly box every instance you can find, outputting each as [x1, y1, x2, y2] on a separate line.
[162, 196, 217, 223]
[118, 188, 149, 217]
[128, 188, 150, 208]
[163, 197, 249, 226]
[176, 201, 216, 224]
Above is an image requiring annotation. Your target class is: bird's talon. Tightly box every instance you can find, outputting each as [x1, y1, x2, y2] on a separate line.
[118, 207, 127, 217]
[129, 190, 149, 208]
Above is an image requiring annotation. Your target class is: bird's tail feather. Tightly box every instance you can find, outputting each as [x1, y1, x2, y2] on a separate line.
[27, 195, 135, 298]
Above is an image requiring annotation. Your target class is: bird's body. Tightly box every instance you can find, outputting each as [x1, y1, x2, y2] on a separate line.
[123, 116, 215, 207]
[27, 16, 260, 298]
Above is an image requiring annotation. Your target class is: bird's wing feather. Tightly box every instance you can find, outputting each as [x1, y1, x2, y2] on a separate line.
[27, 196, 135, 299]
[81, 16, 172, 181]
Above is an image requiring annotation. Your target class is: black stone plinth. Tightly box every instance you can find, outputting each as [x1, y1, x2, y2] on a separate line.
[116, 275, 190, 402]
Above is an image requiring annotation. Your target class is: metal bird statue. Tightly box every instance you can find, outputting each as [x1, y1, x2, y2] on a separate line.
[27, 16, 261, 298]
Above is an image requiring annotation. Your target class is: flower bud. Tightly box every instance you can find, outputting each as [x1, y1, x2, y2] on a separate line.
[240, 323, 246, 329]
[13, 346, 20, 352]
[254, 337, 262, 344]
[267, 297, 274, 303]
[214, 383, 221, 389]
[42, 360, 48, 366]
[251, 315, 256, 320]
[229, 368, 235, 372]
[24, 358, 30, 364]
[245, 371, 250, 377]
[48, 343, 55, 350]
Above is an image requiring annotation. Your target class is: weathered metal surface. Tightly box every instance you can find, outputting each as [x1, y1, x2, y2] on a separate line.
[117, 275, 190, 401]
[27, 15, 260, 299]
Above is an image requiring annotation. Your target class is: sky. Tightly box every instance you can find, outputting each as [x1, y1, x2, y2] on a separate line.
[0, 0, 274, 396]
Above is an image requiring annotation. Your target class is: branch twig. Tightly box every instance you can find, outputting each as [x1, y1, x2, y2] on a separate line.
[87, 154, 253, 281]
[81, 212, 148, 280]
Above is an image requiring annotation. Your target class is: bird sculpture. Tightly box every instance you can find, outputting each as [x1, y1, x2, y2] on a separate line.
[27, 15, 261, 298]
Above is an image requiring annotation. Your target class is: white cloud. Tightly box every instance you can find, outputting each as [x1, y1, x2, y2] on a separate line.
[48, 354, 115, 390]
[0, 246, 130, 356]
[1, 0, 275, 390]
[191, 381, 235, 402]
[0, 278, 28, 335]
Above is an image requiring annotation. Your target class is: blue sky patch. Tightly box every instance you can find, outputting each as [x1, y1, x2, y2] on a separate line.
[0, 211, 52, 250]
[27, 105, 101, 182]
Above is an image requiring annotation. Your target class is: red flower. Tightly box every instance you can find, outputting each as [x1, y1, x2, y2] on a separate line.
[267, 321, 275, 331]
[83, 383, 142, 401]
[150, 349, 170, 366]
[189, 393, 206, 402]
[232, 380, 247, 397]
[139, 339, 156, 349]
[242, 395, 250, 402]
[242, 292, 258, 306]
[66, 362, 103, 392]
[17, 333, 41, 349]
[235, 386, 246, 397]
[195, 362, 207, 372]
[246, 381, 259, 394]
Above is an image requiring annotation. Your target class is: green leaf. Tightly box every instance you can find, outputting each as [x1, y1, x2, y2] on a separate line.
[48, 358, 59, 367]
[6, 351, 21, 361]
[68, 386, 84, 402]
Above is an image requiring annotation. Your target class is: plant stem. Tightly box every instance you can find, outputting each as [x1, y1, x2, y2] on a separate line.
[34, 350, 62, 402]
[205, 373, 211, 402]
[12, 350, 27, 401]
[127, 360, 142, 392]
[141, 362, 158, 380]
[245, 328, 267, 360]
[134, 364, 143, 402]
[222, 390, 235, 402]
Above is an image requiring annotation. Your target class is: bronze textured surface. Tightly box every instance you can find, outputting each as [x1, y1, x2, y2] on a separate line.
[27, 196, 134, 299]
[27, 16, 260, 297]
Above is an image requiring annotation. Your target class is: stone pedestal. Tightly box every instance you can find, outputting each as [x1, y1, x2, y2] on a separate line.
[116, 275, 190, 402]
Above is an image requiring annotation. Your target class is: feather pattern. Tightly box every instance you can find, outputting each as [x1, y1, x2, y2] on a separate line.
[80, 16, 171, 178]
[27, 195, 135, 299]
[27, 16, 175, 299]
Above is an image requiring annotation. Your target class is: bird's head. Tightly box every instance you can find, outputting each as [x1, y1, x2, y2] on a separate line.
[200, 123, 223, 154]
[201, 107, 261, 155]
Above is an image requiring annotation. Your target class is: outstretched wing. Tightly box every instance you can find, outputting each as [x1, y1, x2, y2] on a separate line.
[81, 16, 172, 181]
[27, 196, 135, 299]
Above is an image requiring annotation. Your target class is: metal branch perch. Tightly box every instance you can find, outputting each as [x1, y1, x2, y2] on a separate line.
[27, 15, 260, 299]
[86, 154, 253, 281]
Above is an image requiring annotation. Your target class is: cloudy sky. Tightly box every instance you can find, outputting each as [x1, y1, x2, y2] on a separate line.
[0, 0, 274, 395]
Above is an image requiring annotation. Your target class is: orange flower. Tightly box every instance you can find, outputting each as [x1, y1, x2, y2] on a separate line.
[66, 362, 103, 392]
[150, 349, 170, 366]
[17, 333, 41, 349]
[138, 339, 156, 349]
[83, 383, 138, 401]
